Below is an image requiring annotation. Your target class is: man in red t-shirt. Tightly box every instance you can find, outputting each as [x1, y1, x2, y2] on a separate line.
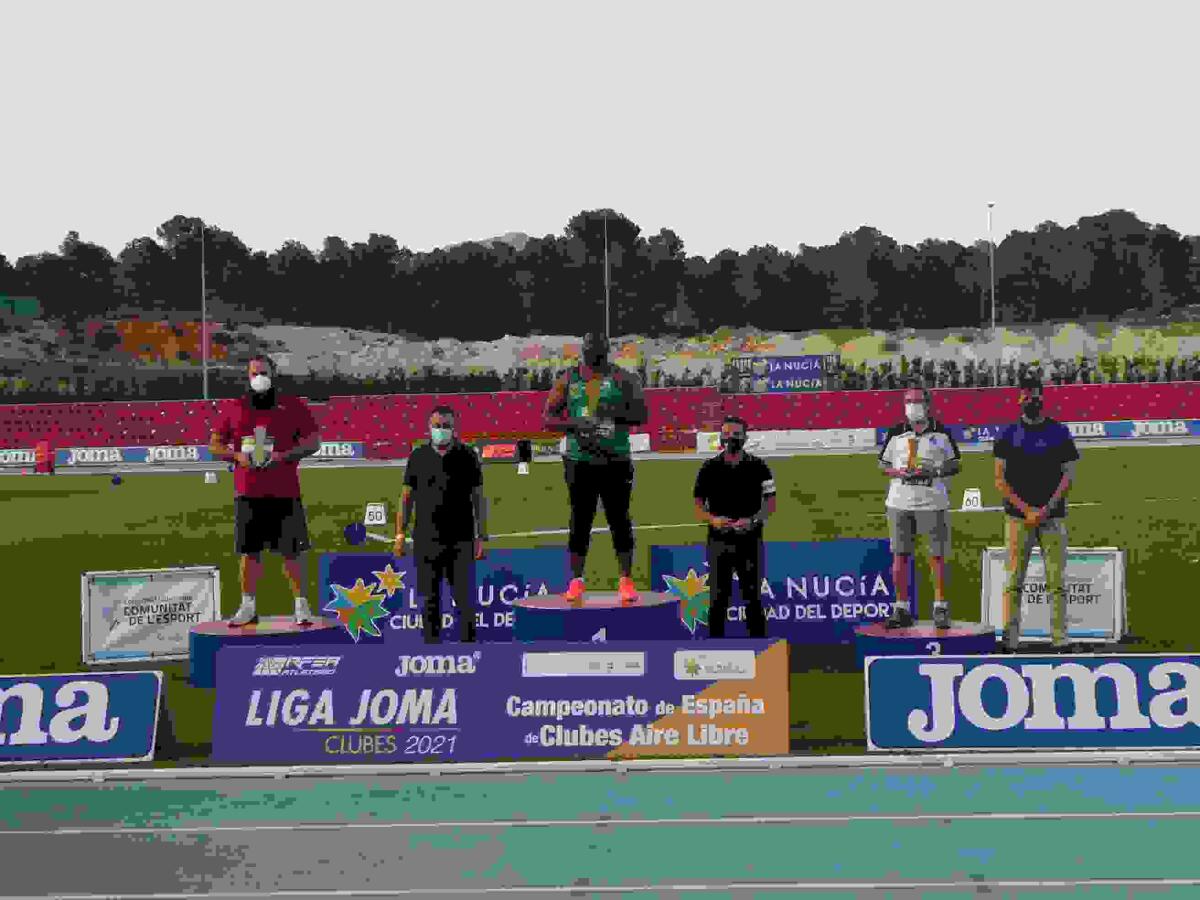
[210, 356, 322, 626]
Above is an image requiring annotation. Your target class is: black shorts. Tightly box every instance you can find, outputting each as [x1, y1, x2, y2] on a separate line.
[562, 456, 635, 489]
[235, 497, 311, 556]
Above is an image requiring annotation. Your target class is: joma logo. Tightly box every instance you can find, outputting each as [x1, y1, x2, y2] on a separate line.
[0, 680, 120, 746]
[1134, 421, 1187, 437]
[67, 448, 122, 465]
[148, 446, 200, 463]
[907, 660, 1198, 743]
[394, 652, 481, 678]
[315, 443, 354, 458]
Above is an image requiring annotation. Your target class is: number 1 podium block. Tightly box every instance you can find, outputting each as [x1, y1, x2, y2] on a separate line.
[513, 592, 681, 643]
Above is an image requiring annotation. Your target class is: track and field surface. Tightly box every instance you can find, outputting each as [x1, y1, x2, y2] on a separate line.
[3, 755, 1200, 896]
[2, 444, 1199, 757]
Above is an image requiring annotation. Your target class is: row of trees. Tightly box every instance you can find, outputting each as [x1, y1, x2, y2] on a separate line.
[1, 210, 1198, 340]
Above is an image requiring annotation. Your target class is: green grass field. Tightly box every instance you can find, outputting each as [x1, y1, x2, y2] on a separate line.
[2, 444, 1199, 763]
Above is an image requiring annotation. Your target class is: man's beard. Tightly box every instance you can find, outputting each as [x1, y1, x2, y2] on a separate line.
[250, 388, 277, 409]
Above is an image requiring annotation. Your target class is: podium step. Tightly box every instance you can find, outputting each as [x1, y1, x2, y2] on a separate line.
[854, 620, 995, 669]
[514, 592, 681, 642]
[189, 616, 345, 688]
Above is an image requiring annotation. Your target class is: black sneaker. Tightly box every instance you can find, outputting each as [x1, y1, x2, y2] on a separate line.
[933, 605, 951, 630]
[886, 606, 914, 630]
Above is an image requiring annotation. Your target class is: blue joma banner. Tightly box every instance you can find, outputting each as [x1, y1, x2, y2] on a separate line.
[317, 548, 572, 646]
[312, 442, 366, 460]
[50, 442, 367, 467]
[54, 446, 216, 466]
[866, 654, 1200, 751]
[0, 671, 162, 765]
[650, 539, 912, 643]
[56, 447, 134, 466]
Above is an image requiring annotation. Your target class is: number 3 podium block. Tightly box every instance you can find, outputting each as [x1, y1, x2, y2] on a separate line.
[853, 621, 995, 670]
[190, 617, 345, 688]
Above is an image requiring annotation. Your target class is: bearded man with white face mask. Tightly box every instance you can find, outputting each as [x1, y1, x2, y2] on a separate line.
[211, 356, 322, 626]
[394, 406, 486, 644]
[878, 386, 961, 630]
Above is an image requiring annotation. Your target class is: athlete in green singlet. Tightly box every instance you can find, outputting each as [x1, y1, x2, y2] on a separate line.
[544, 332, 648, 604]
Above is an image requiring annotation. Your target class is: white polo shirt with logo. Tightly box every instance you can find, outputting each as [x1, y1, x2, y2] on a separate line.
[878, 419, 960, 512]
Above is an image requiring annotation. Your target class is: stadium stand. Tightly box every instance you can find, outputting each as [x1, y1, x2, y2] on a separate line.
[722, 389, 1015, 431]
[721, 383, 1200, 432]
[2, 382, 1200, 454]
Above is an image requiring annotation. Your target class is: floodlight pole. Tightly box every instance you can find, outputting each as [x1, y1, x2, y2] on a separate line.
[200, 223, 208, 401]
[987, 202, 997, 386]
[604, 212, 610, 339]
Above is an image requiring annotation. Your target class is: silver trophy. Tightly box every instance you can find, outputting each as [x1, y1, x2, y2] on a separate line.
[241, 427, 274, 468]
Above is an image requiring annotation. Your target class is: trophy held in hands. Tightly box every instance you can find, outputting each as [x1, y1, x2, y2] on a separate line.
[241, 427, 275, 468]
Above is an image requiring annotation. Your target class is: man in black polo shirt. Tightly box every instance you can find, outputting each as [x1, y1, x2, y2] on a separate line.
[394, 405, 487, 644]
[693, 416, 777, 638]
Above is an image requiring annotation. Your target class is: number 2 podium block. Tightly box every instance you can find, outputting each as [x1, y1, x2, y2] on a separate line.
[853, 621, 996, 670]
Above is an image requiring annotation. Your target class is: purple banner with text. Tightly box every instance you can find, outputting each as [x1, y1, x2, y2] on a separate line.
[211, 639, 789, 764]
[317, 549, 572, 645]
[650, 539, 913, 643]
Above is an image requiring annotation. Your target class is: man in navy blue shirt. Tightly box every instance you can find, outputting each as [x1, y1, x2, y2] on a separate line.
[993, 376, 1080, 650]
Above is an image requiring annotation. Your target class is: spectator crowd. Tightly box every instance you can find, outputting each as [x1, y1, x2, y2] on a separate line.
[5, 353, 1200, 405]
[720, 355, 1200, 393]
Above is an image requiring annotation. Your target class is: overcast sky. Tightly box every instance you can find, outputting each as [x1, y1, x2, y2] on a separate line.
[2, 0, 1197, 262]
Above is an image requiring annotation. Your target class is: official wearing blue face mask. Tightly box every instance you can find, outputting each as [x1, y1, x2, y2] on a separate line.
[395, 406, 487, 643]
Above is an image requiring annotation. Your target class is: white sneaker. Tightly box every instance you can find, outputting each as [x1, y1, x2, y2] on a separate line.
[229, 602, 258, 627]
[294, 600, 315, 626]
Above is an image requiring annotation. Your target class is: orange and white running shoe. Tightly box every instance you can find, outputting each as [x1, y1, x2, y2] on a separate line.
[618, 577, 640, 606]
[564, 577, 586, 605]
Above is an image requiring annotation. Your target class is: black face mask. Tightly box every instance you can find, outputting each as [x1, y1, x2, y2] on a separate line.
[1022, 399, 1043, 419]
[584, 352, 606, 370]
[250, 387, 277, 410]
[721, 436, 746, 454]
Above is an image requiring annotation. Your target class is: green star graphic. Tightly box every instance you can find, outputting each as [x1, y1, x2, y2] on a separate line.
[324, 579, 391, 642]
[662, 569, 711, 634]
[343, 595, 389, 641]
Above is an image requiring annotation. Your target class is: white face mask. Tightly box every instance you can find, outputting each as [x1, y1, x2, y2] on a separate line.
[250, 374, 271, 393]
[905, 403, 926, 423]
[431, 426, 453, 445]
